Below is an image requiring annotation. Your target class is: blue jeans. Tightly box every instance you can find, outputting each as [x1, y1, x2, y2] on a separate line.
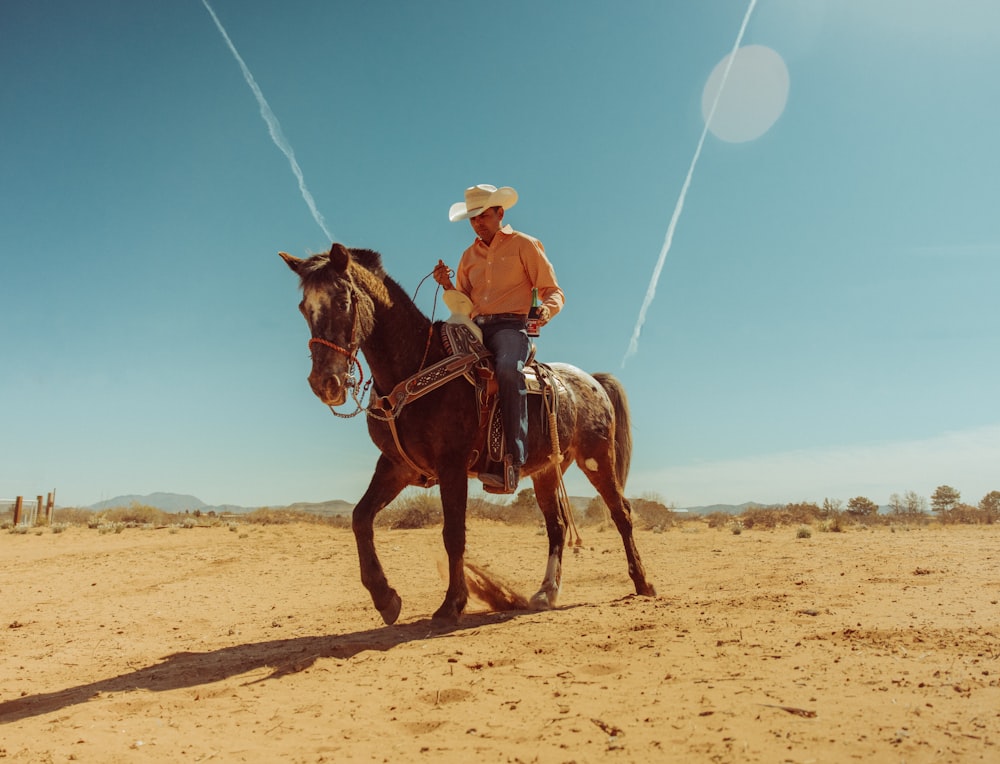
[480, 320, 530, 466]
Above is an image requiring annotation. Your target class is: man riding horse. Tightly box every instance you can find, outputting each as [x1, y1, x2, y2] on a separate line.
[280, 195, 654, 623]
[434, 184, 565, 493]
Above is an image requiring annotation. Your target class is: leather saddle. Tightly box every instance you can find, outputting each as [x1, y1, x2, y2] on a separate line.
[440, 322, 559, 487]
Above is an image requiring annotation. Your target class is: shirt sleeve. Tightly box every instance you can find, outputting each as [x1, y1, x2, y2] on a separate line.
[518, 236, 565, 318]
[455, 246, 475, 297]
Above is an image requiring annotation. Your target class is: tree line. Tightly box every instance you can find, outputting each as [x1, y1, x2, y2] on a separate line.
[840, 486, 1000, 523]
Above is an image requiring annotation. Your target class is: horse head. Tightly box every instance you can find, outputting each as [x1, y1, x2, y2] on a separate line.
[280, 243, 375, 407]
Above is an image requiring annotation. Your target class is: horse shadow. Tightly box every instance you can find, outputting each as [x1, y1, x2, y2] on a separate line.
[0, 610, 541, 724]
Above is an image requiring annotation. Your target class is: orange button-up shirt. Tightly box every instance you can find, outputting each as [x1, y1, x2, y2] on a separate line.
[455, 225, 565, 319]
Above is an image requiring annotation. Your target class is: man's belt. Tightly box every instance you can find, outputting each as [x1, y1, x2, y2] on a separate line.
[474, 313, 526, 325]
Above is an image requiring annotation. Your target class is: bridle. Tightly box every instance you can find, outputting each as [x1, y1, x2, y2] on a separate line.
[305, 269, 441, 420]
[307, 287, 368, 418]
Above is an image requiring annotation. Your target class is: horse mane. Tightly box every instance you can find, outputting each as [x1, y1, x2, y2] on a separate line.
[296, 245, 431, 345]
[345, 249, 393, 307]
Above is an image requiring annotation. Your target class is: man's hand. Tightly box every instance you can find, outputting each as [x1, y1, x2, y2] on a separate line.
[433, 259, 455, 290]
[537, 304, 552, 324]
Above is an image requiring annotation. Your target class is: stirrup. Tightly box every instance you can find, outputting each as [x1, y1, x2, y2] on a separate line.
[480, 456, 520, 495]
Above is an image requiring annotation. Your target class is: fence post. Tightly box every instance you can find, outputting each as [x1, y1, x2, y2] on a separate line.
[14, 496, 23, 526]
[46, 492, 54, 523]
[37, 496, 43, 525]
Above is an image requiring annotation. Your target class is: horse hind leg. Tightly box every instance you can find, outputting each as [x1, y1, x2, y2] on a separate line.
[529, 467, 567, 610]
[533, 547, 562, 610]
[579, 454, 656, 597]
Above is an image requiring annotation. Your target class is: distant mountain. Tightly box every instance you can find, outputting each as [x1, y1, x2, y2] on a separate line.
[567, 497, 769, 516]
[681, 502, 773, 515]
[86, 492, 355, 516]
[90, 492, 207, 512]
[284, 499, 355, 516]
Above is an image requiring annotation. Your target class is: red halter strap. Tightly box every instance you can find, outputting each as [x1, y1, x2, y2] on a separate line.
[308, 292, 364, 386]
[308, 337, 364, 384]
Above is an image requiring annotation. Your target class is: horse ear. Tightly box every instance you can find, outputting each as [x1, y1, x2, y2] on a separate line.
[329, 243, 351, 272]
[279, 251, 303, 274]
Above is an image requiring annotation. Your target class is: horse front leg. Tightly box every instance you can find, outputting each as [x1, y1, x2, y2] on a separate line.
[432, 463, 470, 623]
[529, 467, 566, 610]
[352, 455, 413, 625]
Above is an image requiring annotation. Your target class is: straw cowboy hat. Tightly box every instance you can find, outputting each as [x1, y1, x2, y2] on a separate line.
[448, 184, 518, 222]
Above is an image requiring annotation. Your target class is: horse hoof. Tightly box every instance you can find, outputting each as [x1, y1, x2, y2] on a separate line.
[431, 605, 460, 624]
[379, 591, 402, 625]
[530, 590, 558, 610]
[638, 582, 657, 597]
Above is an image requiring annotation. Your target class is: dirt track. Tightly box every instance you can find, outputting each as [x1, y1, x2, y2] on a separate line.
[1, 520, 998, 762]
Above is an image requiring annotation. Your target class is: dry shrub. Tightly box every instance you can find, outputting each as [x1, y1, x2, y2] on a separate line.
[850, 510, 883, 528]
[582, 494, 676, 530]
[582, 496, 610, 526]
[52, 507, 97, 526]
[631, 497, 677, 531]
[740, 507, 782, 529]
[99, 503, 171, 527]
[938, 504, 992, 525]
[466, 488, 541, 526]
[704, 512, 734, 529]
[740, 502, 823, 529]
[784, 502, 824, 524]
[243, 508, 304, 525]
[242, 508, 350, 528]
[891, 512, 931, 527]
[466, 496, 497, 521]
[378, 492, 443, 530]
[505, 488, 544, 525]
[502, 503, 542, 525]
[819, 514, 845, 533]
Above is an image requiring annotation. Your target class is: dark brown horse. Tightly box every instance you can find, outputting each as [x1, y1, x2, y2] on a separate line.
[281, 243, 655, 624]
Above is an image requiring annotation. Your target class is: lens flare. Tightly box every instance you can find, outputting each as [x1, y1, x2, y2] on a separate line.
[703, 44, 789, 144]
[623, 0, 759, 367]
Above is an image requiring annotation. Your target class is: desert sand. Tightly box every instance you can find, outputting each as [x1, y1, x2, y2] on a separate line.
[1, 519, 998, 762]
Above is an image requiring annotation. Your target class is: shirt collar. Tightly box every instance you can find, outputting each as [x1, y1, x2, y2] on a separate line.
[475, 224, 514, 246]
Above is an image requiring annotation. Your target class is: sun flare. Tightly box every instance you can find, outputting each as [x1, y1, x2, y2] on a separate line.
[702, 44, 789, 143]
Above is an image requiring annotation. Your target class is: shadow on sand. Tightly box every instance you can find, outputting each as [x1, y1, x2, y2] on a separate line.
[0, 610, 539, 724]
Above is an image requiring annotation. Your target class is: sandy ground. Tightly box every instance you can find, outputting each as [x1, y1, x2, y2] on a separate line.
[1, 519, 998, 763]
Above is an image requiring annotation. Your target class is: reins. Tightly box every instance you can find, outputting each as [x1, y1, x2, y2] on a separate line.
[411, 269, 443, 373]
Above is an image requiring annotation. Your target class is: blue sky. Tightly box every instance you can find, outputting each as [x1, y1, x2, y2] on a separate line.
[2, 0, 998, 509]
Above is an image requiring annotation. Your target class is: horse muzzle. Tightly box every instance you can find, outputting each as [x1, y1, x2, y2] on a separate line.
[308, 372, 348, 407]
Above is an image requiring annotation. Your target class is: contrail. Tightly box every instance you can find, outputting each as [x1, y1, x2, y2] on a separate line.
[200, 0, 333, 243]
[622, 0, 758, 367]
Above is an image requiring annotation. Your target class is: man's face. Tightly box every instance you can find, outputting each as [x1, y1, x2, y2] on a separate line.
[470, 206, 504, 243]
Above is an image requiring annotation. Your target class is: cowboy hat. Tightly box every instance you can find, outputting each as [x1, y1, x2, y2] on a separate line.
[448, 184, 518, 222]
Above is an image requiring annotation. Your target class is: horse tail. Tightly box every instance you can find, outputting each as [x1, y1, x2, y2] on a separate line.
[592, 372, 632, 487]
